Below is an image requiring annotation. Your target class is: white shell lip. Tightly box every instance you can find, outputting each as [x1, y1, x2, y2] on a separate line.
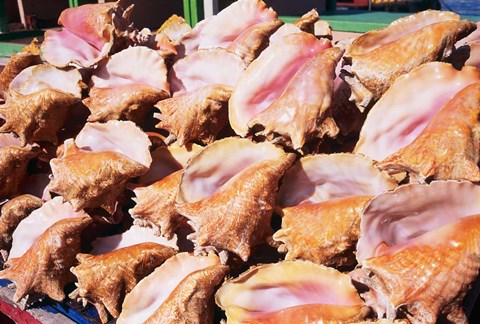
[90, 46, 169, 94]
[137, 143, 203, 185]
[168, 48, 246, 95]
[277, 153, 397, 208]
[118, 252, 220, 323]
[195, 0, 278, 49]
[228, 32, 330, 137]
[0, 133, 22, 148]
[90, 225, 178, 255]
[9, 64, 83, 98]
[346, 10, 460, 57]
[354, 62, 480, 161]
[9, 196, 88, 260]
[75, 120, 152, 168]
[215, 260, 364, 322]
[356, 180, 480, 263]
[41, 28, 113, 69]
[176, 137, 286, 204]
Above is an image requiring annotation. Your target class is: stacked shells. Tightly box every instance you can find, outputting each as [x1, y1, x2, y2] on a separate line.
[0, 1, 479, 323]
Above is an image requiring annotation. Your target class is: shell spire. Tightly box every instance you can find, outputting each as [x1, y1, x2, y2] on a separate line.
[131, 170, 185, 239]
[48, 139, 147, 213]
[70, 243, 176, 323]
[378, 82, 480, 182]
[176, 138, 295, 261]
[144, 265, 229, 323]
[0, 195, 43, 262]
[0, 217, 92, 302]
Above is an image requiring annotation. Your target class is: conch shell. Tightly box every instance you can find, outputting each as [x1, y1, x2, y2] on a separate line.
[0, 133, 38, 199]
[0, 195, 42, 262]
[176, 138, 295, 261]
[228, 32, 335, 148]
[342, 10, 476, 110]
[176, 0, 278, 58]
[277, 153, 396, 208]
[215, 260, 369, 323]
[48, 121, 151, 213]
[273, 195, 372, 267]
[85, 85, 166, 123]
[131, 170, 185, 239]
[9, 196, 89, 260]
[138, 142, 203, 184]
[378, 82, 480, 182]
[70, 242, 177, 323]
[48, 140, 146, 213]
[9, 63, 83, 98]
[355, 181, 480, 323]
[0, 217, 92, 302]
[0, 89, 79, 145]
[268, 23, 303, 44]
[359, 215, 480, 324]
[90, 225, 178, 255]
[118, 252, 221, 323]
[1, 63, 83, 145]
[74, 120, 152, 168]
[157, 14, 192, 43]
[274, 153, 395, 267]
[226, 20, 283, 65]
[449, 41, 480, 70]
[84, 46, 170, 123]
[158, 48, 245, 145]
[144, 264, 229, 323]
[356, 181, 480, 262]
[293, 9, 319, 34]
[354, 62, 480, 161]
[41, 1, 132, 68]
[169, 48, 246, 94]
[155, 84, 233, 146]
[248, 46, 343, 149]
[0, 39, 41, 98]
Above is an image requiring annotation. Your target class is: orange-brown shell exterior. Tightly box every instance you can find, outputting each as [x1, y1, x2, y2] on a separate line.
[177, 153, 296, 261]
[155, 85, 232, 146]
[344, 19, 476, 109]
[0, 217, 92, 302]
[131, 170, 185, 239]
[48, 140, 148, 213]
[0, 195, 43, 262]
[361, 215, 480, 324]
[144, 265, 229, 324]
[226, 20, 283, 65]
[241, 304, 370, 324]
[216, 260, 370, 323]
[249, 46, 343, 149]
[0, 144, 38, 199]
[70, 242, 177, 323]
[0, 39, 41, 98]
[379, 82, 480, 182]
[0, 89, 79, 145]
[274, 195, 372, 267]
[84, 85, 169, 124]
[293, 9, 319, 34]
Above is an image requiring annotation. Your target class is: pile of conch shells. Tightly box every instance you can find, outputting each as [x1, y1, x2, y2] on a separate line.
[0, 0, 479, 323]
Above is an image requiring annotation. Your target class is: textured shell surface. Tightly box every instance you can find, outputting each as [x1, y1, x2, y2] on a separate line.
[75, 120, 152, 167]
[216, 260, 368, 323]
[118, 252, 220, 323]
[277, 153, 396, 207]
[357, 180, 480, 262]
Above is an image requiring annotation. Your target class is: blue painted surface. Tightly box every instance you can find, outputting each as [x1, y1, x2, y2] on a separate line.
[441, 0, 480, 15]
[0, 279, 100, 323]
